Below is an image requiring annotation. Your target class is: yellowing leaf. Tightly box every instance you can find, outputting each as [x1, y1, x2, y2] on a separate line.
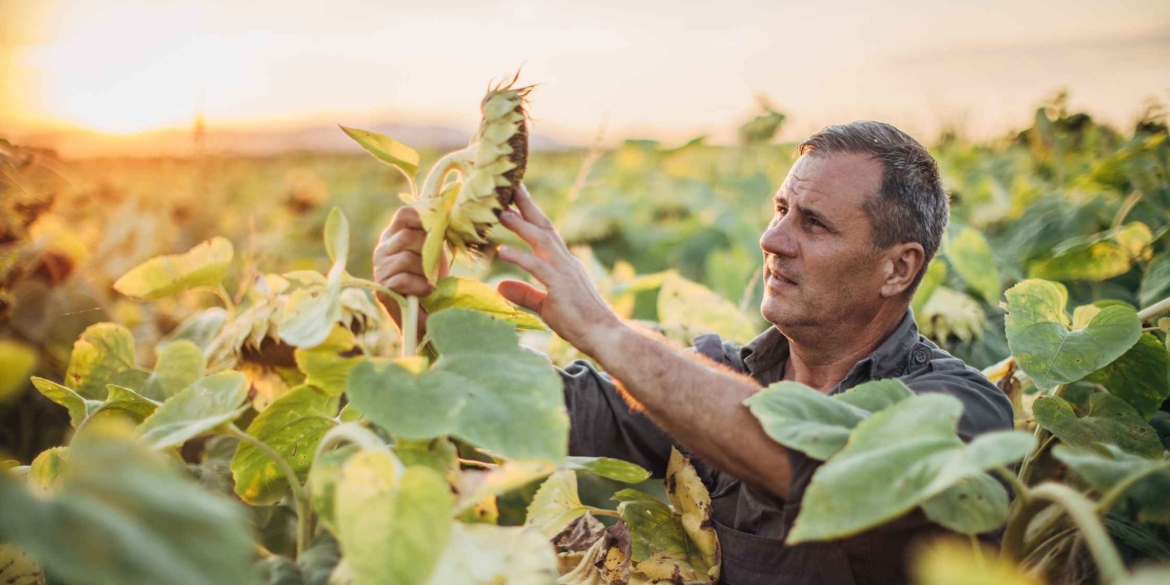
[64, 323, 143, 400]
[231, 385, 337, 505]
[334, 449, 453, 585]
[295, 325, 361, 396]
[911, 538, 1040, 585]
[422, 277, 546, 330]
[665, 448, 719, 573]
[1004, 279, 1141, 390]
[525, 471, 592, 538]
[339, 126, 420, 178]
[113, 237, 233, 300]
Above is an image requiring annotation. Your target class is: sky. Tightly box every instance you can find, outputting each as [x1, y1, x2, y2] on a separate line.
[1, 0, 1168, 151]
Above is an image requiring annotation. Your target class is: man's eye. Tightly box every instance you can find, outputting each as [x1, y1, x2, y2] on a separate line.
[776, 205, 787, 215]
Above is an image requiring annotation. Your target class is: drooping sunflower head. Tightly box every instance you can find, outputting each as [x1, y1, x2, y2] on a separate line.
[476, 76, 533, 208]
[415, 74, 534, 279]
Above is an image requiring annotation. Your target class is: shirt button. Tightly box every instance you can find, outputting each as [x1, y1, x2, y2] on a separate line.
[912, 347, 931, 364]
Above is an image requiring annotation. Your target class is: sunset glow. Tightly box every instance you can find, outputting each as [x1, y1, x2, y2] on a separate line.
[2, 0, 1168, 152]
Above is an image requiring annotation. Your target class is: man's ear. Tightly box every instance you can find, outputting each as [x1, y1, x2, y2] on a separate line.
[880, 243, 926, 298]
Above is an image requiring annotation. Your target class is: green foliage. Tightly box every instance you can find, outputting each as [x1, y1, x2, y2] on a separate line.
[1004, 279, 1142, 390]
[0, 425, 256, 585]
[422, 276, 545, 330]
[744, 379, 915, 460]
[138, 371, 250, 449]
[5, 95, 1170, 585]
[1033, 393, 1163, 458]
[944, 226, 1001, 304]
[64, 322, 144, 400]
[346, 309, 569, 461]
[789, 395, 1033, 543]
[232, 385, 338, 505]
[333, 449, 453, 585]
[113, 237, 234, 300]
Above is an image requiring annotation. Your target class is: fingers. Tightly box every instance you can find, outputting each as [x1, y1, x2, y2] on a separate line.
[388, 207, 424, 232]
[497, 279, 547, 314]
[381, 271, 433, 297]
[498, 245, 553, 283]
[512, 183, 553, 228]
[375, 225, 426, 258]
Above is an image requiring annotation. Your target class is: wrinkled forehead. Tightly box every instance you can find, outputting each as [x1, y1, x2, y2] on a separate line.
[775, 152, 883, 209]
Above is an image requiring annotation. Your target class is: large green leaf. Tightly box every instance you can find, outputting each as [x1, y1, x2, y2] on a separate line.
[944, 226, 1001, 304]
[0, 425, 256, 585]
[138, 371, 249, 449]
[346, 309, 569, 461]
[142, 340, 205, 401]
[0, 338, 36, 402]
[524, 470, 591, 538]
[232, 385, 338, 505]
[113, 236, 234, 300]
[1033, 394, 1163, 458]
[920, 474, 1010, 535]
[294, 325, 361, 396]
[1086, 332, 1170, 420]
[334, 449, 453, 585]
[1003, 279, 1141, 390]
[64, 322, 144, 400]
[1026, 222, 1153, 281]
[425, 523, 559, 585]
[339, 126, 420, 178]
[1053, 444, 1170, 523]
[744, 379, 915, 460]
[422, 277, 546, 330]
[788, 394, 1033, 543]
[614, 489, 716, 584]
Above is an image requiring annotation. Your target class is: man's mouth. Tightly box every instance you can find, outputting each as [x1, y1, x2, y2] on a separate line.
[766, 266, 798, 288]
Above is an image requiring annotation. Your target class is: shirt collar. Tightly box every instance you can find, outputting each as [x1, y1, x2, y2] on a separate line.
[739, 310, 927, 390]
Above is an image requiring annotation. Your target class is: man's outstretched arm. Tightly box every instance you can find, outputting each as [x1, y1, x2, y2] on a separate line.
[497, 185, 796, 499]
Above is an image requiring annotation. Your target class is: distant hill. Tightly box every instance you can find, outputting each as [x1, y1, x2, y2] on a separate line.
[10, 122, 571, 160]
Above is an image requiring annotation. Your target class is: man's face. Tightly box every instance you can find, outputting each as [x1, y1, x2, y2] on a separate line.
[759, 152, 889, 333]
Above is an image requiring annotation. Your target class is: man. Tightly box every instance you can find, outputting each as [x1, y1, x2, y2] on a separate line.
[373, 121, 1014, 585]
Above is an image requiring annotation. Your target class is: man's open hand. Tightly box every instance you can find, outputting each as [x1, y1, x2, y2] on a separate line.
[496, 185, 623, 357]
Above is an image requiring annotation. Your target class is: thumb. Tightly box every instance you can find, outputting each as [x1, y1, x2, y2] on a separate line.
[498, 279, 547, 314]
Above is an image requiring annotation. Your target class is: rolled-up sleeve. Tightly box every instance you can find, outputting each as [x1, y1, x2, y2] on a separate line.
[559, 359, 675, 477]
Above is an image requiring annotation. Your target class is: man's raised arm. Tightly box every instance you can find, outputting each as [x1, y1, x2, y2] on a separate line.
[496, 185, 797, 499]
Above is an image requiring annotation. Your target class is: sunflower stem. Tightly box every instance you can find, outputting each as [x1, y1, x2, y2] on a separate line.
[403, 295, 419, 357]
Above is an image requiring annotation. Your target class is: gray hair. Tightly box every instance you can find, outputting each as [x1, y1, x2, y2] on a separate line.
[797, 121, 948, 292]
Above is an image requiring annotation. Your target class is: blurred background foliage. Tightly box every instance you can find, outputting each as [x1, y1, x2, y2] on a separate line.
[2, 91, 1168, 462]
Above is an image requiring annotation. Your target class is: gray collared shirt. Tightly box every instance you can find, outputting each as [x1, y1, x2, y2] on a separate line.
[559, 310, 1014, 585]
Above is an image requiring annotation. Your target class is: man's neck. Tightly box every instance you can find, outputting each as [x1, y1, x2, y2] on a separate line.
[781, 303, 908, 393]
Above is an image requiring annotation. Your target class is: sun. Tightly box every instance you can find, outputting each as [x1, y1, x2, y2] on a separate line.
[16, 1, 226, 135]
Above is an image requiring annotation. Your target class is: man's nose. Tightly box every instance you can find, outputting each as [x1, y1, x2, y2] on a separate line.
[760, 216, 798, 258]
